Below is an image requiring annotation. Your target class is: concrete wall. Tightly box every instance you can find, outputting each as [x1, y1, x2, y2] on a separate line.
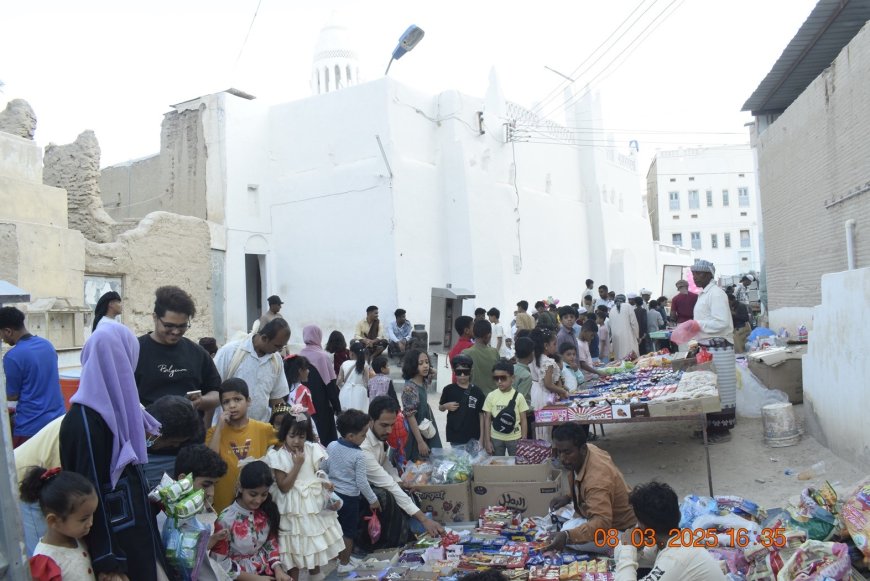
[802, 267, 870, 467]
[85, 211, 214, 338]
[649, 145, 760, 277]
[756, 21, 870, 311]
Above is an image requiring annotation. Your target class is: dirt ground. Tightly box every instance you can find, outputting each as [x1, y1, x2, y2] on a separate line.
[424, 389, 870, 510]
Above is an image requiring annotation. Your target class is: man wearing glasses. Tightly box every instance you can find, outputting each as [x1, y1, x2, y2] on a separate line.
[135, 286, 222, 420]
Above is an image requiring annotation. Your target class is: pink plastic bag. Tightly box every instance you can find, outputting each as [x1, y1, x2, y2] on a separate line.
[365, 509, 382, 544]
[671, 320, 701, 344]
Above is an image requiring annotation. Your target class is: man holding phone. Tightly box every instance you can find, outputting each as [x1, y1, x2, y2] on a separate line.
[135, 286, 222, 424]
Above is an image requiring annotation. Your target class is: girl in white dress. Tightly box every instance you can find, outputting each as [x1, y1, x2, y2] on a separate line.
[20, 467, 98, 581]
[529, 329, 568, 440]
[265, 411, 343, 581]
[337, 342, 372, 412]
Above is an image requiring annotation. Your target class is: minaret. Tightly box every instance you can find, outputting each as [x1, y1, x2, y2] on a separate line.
[311, 15, 361, 96]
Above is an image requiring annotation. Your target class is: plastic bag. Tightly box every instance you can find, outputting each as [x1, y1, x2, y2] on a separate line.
[163, 515, 210, 581]
[679, 495, 718, 528]
[366, 509, 382, 543]
[842, 478, 870, 566]
[776, 540, 850, 581]
[315, 470, 343, 512]
[736, 364, 789, 418]
[671, 320, 701, 344]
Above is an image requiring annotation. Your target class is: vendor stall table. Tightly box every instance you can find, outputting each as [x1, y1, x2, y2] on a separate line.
[536, 412, 715, 497]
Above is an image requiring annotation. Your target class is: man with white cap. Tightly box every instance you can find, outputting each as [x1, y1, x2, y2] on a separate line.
[639, 288, 653, 310]
[690, 259, 735, 443]
[736, 275, 754, 306]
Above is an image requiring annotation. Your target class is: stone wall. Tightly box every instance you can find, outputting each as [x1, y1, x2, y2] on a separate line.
[85, 211, 214, 338]
[43, 130, 116, 243]
[0, 99, 36, 140]
[756, 21, 870, 310]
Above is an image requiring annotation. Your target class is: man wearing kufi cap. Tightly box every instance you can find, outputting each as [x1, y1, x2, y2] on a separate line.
[690, 259, 735, 443]
[639, 288, 652, 310]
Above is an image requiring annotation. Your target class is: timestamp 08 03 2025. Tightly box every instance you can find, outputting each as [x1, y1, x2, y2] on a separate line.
[593, 527, 788, 549]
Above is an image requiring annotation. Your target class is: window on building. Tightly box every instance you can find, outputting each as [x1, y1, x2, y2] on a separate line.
[724, 232, 731, 248]
[669, 178, 676, 182]
[672, 233, 683, 247]
[673, 215, 680, 220]
[711, 233, 718, 249]
[691, 214, 698, 218]
[689, 177, 695, 181]
[722, 189, 730, 206]
[740, 212, 748, 217]
[688, 190, 699, 209]
[738, 173, 745, 178]
[740, 230, 751, 248]
[669, 191, 680, 211]
[691, 231, 701, 250]
[706, 190, 713, 207]
[738, 187, 750, 207]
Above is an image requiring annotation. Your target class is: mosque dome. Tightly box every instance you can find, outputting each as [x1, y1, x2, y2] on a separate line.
[311, 17, 361, 95]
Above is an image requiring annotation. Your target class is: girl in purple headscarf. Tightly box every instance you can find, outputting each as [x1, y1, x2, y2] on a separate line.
[298, 325, 341, 445]
[59, 320, 170, 580]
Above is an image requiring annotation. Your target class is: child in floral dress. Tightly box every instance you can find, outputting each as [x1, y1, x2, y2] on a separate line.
[211, 460, 291, 580]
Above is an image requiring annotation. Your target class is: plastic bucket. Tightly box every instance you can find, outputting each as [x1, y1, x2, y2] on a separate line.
[762, 402, 800, 447]
[59, 368, 81, 410]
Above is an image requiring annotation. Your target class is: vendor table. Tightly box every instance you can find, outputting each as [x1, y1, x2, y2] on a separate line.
[536, 413, 715, 497]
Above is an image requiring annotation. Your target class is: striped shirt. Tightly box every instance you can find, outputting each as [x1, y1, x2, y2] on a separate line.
[322, 439, 377, 504]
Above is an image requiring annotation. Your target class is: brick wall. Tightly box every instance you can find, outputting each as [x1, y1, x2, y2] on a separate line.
[756, 22, 870, 310]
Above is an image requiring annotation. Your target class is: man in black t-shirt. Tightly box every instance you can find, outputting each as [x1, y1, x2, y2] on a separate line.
[438, 354, 485, 446]
[135, 286, 221, 419]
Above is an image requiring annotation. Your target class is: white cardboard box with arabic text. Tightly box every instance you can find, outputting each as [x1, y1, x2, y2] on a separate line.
[471, 469, 562, 518]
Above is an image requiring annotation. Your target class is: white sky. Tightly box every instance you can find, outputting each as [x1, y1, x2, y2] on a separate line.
[1, 0, 817, 168]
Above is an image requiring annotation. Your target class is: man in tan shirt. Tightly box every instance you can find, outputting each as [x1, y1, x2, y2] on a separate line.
[545, 423, 636, 550]
[514, 300, 535, 331]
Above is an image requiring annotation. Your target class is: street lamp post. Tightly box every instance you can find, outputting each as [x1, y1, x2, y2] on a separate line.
[384, 25, 425, 75]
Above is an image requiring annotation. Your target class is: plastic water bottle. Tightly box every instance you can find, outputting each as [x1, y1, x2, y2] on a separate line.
[798, 461, 826, 481]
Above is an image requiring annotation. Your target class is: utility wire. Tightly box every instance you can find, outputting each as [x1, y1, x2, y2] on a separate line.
[532, 0, 654, 114]
[233, 0, 264, 75]
[539, 0, 683, 120]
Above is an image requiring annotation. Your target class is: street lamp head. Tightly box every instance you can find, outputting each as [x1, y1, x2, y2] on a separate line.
[391, 25, 425, 61]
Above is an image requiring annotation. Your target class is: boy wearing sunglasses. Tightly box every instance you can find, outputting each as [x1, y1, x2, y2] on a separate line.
[482, 360, 529, 456]
[438, 355, 486, 448]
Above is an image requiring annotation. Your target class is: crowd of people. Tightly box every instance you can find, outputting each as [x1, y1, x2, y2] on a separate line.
[3, 258, 746, 580]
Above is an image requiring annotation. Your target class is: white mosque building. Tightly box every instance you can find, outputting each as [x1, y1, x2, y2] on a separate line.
[100, 19, 658, 348]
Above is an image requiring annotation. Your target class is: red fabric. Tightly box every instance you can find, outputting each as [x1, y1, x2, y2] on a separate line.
[29, 555, 63, 581]
[332, 349, 351, 377]
[448, 337, 474, 382]
[670, 292, 699, 325]
[290, 384, 316, 416]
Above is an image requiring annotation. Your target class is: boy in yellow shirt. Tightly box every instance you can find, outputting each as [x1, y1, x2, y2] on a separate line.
[483, 360, 529, 456]
[207, 377, 277, 512]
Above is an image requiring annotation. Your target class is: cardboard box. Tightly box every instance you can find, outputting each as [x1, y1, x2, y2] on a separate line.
[611, 403, 631, 420]
[473, 459, 553, 483]
[471, 469, 562, 518]
[535, 406, 571, 424]
[414, 481, 472, 524]
[748, 347, 804, 404]
[630, 402, 650, 418]
[647, 394, 721, 417]
[671, 352, 697, 371]
[575, 404, 612, 421]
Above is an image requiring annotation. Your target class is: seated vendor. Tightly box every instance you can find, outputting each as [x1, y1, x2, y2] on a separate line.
[614, 482, 726, 580]
[545, 423, 636, 551]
